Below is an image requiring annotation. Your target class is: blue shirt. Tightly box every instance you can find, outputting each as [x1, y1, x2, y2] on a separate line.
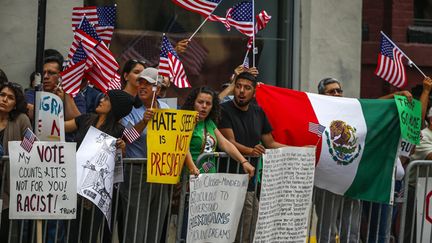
[121, 100, 169, 158]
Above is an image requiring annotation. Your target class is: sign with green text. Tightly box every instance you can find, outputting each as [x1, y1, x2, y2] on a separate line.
[394, 95, 421, 145]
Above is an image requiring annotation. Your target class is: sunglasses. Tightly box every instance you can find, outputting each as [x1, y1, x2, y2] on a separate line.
[130, 59, 147, 67]
[2, 82, 23, 89]
[325, 88, 343, 95]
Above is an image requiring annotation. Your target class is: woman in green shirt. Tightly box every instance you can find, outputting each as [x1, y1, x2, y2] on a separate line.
[182, 86, 254, 177]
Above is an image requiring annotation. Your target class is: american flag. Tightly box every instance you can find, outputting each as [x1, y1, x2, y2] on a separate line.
[159, 35, 191, 88]
[21, 128, 38, 153]
[242, 56, 249, 68]
[201, 161, 214, 173]
[172, 0, 221, 17]
[255, 10, 271, 32]
[60, 59, 87, 97]
[246, 10, 271, 50]
[308, 122, 325, 137]
[67, 16, 101, 67]
[73, 30, 120, 93]
[375, 33, 407, 88]
[72, 6, 116, 45]
[122, 122, 140, 144]
[226, 1, 254, 37]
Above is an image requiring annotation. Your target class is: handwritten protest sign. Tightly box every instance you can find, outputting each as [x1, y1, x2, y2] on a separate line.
[187, 173, 248, 243]
[76, 126, 116, 226]
[394, 95, 421, 145]
[254, 146, 315, 243]
[8, 141, 77, 219]
[35, 91, 65, 141]
[399, 138, 414, 158]
[147, 109, 196, 184]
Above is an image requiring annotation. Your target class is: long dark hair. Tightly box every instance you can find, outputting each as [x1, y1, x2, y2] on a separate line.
[121, 59, 146, 89]
[182, 86, 221, 124]
[0, 82, 27, 121]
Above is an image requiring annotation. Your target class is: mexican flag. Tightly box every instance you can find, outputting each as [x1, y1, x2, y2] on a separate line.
[256, 84, 400, 204]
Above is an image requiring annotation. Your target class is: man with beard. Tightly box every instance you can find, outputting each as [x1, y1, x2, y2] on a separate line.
[218, 71, 286, 242]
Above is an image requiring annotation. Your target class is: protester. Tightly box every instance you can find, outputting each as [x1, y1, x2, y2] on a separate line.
[182, 86, 254, 177]
[65, 89, 138, 243]
[218, 72, 286, 243]
[0, 82, 31, 239]
[120, 67, 170, 243]
[218, 65, 259, 103]
[121, 59, 147, 96]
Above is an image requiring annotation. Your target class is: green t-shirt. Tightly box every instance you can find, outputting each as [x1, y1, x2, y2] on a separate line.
[189, 119, 218, 173]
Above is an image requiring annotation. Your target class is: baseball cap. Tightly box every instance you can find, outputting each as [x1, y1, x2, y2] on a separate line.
[137, 67, 162, 86]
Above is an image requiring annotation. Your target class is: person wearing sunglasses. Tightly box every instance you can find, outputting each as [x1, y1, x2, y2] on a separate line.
[121, 59, 147, 97]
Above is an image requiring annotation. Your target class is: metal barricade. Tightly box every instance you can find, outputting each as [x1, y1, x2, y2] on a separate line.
[399, 160, 432, 243]
[1, 158, 178, 243]
[0, 154, 403, 243]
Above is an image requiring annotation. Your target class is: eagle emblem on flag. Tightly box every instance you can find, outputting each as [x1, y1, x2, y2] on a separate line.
[326, 120, 362, 166]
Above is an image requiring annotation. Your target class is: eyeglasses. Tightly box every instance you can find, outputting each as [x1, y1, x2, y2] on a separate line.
[43, 70, 59, 77]
[325, 88, 343, 95]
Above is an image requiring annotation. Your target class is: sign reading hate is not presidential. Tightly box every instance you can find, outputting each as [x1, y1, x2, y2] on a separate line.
[8, 141, 77, 219]
[147, 109, 196, 184]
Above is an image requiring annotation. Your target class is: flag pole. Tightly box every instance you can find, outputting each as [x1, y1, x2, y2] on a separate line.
[252, 0, 256, 67]
[381, 31, 427, 78]
[188, 2, 223, 41]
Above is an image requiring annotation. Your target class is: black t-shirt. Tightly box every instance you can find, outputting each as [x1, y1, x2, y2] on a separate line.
[219, 100, 272, 147]
[218, 100, 273, 175]
[74, 113, 124, 148]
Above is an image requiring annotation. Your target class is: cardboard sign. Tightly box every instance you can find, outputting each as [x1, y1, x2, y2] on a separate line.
[8, 141, 77, 219]
[76, 126, 117, 226]
[147, 109, 196, 184]
[187, 173, 248, 243]
[254, 146, 316, 242]
[35, 91, 65, 142]
[394, 95, 421, 145]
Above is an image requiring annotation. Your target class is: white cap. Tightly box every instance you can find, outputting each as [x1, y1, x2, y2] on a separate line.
[137, 67, 162, 86]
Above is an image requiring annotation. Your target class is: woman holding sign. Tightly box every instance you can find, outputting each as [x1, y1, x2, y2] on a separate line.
[182, 86, 254, 177]
[64, 89, 139, 243]
[0, 82, 31, 239]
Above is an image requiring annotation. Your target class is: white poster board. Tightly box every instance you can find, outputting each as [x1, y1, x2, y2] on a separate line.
[187, 173, 248, 243]
[35, 91, 65, 141]
[76, 126, 116, 226]
[8, 141, 77, 219]
[416, 178, 432, 243]
[254, 146, 316, 243]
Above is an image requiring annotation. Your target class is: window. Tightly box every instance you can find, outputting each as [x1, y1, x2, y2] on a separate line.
[86, 0, 296, 103]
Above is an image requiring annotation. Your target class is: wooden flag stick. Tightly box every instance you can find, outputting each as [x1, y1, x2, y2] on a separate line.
[188, 16, 210, 41]
[188, 3, 223, 41]
[37, 220, 42, 243]
[252, 0, 256, 67]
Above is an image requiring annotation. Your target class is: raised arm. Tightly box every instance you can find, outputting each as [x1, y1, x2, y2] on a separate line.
[215, 128, 255, 178]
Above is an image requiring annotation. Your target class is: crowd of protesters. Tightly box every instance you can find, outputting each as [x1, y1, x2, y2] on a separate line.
[0, 41, 432, 243]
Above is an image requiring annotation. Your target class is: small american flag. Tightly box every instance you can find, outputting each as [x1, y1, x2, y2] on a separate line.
[60, 59, 87, 97]
[255, 10, 271, 32]
[226, 1, 254, 37]
[159, 35, 191, 88]
[308, 122, 325, 137]
[122, 122, 140, 144]
[75, 29, 121, 93]
[375, 32, 407, 88]
[171, 0, 221, 17]
[72, 6, 116, 45]
[67, 16, 100, 67]
[202, 161, 214, 173]
[246, 10, 271, 50]
[242, 56, 249, 68]
[21, 128, 38, 153]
